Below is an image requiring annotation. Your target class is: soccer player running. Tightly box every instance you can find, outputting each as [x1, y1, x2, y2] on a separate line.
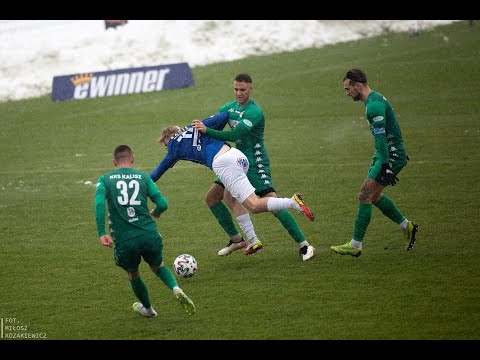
[192, 73, 316, 261]
[330, 69, 418, 257]
[94, 145, 195, 317]
[150, 112, 314, 223]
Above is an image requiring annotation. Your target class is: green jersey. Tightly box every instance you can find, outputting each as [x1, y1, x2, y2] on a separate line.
[365, 91, 408, 178]
[207, 98, 273, 192]
[94, 167, 167, 243]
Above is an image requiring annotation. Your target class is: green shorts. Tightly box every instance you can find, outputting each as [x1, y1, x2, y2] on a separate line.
[368, 154, 408, 186]
[114, 231, 163, 273]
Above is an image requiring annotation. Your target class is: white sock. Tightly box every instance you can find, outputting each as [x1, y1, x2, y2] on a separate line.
[236, 214, 259, 245]
[351, 240, 362, 249]
[399, 219, 408, 231]
[267, 197, 297, 212]
[298, 240, 309, 248]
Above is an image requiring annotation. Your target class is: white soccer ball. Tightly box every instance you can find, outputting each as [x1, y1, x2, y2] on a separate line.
[173, 254, 198, 278]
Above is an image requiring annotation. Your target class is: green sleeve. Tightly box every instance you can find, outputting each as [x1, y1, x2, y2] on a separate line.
[368, 101, 389, 164]
[147, 177, 168, 216]
[94, 176, 107, 237]
[205, 122, 250, 142]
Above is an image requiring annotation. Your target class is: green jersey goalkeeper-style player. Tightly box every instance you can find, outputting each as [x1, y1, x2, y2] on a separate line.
[192, 73, 316, 261]
[330, 69, 418, 257]
[94, 144, 195, 317]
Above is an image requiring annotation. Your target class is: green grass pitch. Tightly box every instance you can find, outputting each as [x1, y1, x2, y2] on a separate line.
[0, 21, 479, 340]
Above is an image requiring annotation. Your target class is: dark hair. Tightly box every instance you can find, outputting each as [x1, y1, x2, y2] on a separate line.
[343, 69, 367, 84]
[114, 144, 133, 161]
[234, 73, 252, 84]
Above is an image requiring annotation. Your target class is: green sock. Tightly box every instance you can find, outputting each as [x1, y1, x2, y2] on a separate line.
[209, 202, 239, 238]
[375, 195, 406, 224]
[130, 276, 151, 308]
[156, 266, 178, 290]
[353, 203, 372, 241]
[274, 209, 305, 244]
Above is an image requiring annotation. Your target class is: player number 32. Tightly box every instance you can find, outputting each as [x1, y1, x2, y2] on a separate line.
[116, 180, 141, 205]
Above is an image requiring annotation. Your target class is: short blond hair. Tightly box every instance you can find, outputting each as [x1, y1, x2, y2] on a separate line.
[157, 125, 181, 145]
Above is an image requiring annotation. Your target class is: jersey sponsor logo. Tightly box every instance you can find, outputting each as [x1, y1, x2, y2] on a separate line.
[243, 119, 253, 127]
[373, 127, 385, 135]
[237, 157, 249, 169]
[52, 63, 194, 101]
[373, 116, 384, 123]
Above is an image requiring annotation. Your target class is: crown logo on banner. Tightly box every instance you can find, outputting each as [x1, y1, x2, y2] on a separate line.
[70, 73, 93, 86]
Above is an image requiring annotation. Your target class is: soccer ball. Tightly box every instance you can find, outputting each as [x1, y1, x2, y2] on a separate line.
[173, 254, 198, 278]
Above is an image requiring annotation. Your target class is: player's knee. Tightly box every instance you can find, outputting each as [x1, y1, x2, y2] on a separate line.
[245, 202, 262, 214]
[150, 261, 164, 274]
[205, 186, 223, 206]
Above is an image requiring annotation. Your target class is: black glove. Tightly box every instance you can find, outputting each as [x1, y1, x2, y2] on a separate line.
[380, 163, 399, 186]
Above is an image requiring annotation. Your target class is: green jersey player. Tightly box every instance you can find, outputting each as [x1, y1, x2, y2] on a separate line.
[331, 69, 418, 257]
[94, 144, 195, 317]
[193, 73, 316, 261]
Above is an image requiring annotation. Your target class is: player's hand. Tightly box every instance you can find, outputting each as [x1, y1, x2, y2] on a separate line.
[380, 163, 399, 186]
[192, 120, 206, 133]
[100, 235, 113, 248]
[150, 208, 160, 219]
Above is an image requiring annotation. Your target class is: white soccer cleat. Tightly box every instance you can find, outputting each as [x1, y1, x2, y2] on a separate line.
[217, 239, 247, 256]
[132, 302, 157, 317]
[299, 245, 316, 261]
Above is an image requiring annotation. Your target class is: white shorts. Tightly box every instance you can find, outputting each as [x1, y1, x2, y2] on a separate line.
[212, 147, 255, 204]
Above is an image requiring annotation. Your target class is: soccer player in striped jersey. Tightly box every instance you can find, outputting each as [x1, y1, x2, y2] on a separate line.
[330, 69, 418, 257]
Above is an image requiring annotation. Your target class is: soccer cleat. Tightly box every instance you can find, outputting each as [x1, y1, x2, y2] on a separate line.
[174, 288, 196, 316]
[244, 241, 263, 255]
[404, 221, 419, 251]
[132, 302, 157, 317]
[299, 245, 316, 261]
[330, 242, 362, 257]
[217, 238, 247, 256]
[293, 193, 315, 221]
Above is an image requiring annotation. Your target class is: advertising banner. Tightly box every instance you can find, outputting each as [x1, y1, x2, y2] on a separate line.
[52, 62, 194, 101]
